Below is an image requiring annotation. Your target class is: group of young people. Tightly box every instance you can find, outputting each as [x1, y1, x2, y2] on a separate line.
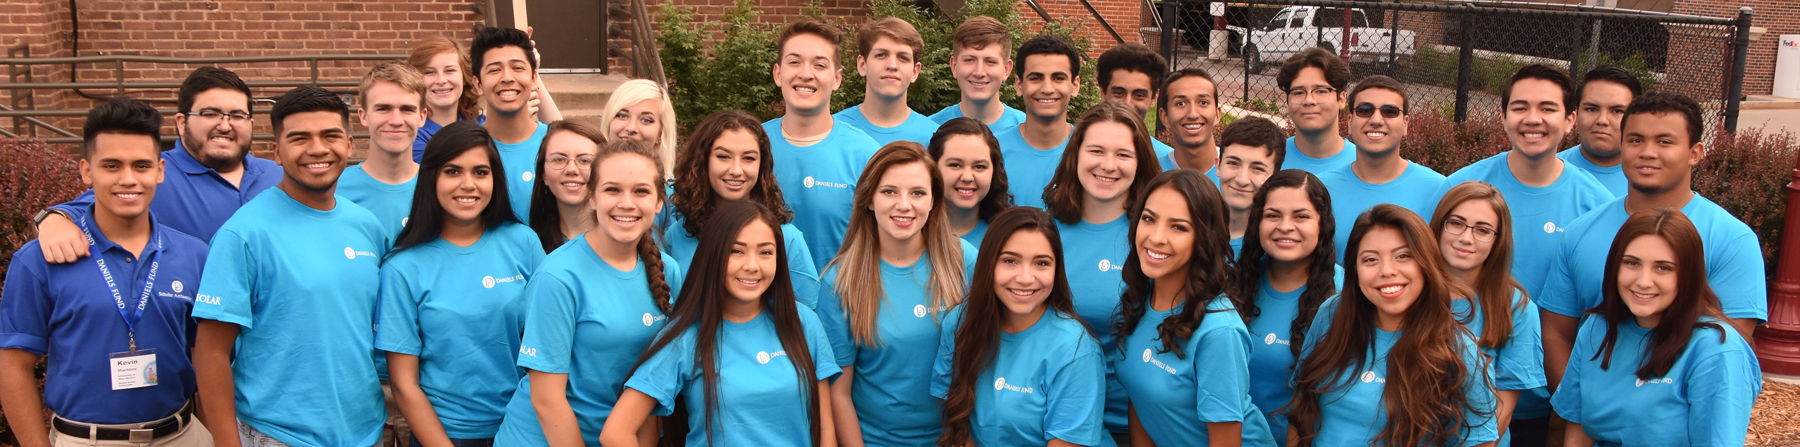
[0, 11, 1765, 447]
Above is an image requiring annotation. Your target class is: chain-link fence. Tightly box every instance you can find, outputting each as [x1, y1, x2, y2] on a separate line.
[1146, 0, 1751, 136]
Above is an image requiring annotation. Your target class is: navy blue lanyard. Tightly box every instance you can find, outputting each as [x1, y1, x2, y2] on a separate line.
[78, 215, 162, 353]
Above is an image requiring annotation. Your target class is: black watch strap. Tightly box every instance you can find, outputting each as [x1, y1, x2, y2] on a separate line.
[32, 208, 64, 226]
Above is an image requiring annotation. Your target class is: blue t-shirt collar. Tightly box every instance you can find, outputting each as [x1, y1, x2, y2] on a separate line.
[78, 204, 167, 259]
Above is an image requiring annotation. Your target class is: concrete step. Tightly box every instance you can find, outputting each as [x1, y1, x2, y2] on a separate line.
[541, 73, 630, 111]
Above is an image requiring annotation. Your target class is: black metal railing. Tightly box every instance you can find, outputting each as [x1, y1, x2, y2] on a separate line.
[1153, 0, 1750, 134]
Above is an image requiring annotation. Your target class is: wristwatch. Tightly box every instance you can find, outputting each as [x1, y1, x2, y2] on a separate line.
[32, 208, 67, 226]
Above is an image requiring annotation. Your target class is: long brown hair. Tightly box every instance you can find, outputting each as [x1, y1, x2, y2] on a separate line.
[1114, 169, 1238, 357]
[1430, 181, 1529, 349]
[1226, 170, 1338, 358]
[670, 110, 794, 239]
[589, 139, 673, 314]
[1043, 100, 1163, 224]
[529, 120, 606, 253]
[406, 34, 481, 121]
[829, 142, 968, 346]
[938, 207, 1088, 447]
[629, 200, 822, 446]
[1287, 204, 1488, 447]
[1592, 208, 1728, 379]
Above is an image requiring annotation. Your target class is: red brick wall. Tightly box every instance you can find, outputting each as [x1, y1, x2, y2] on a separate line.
[1671, 0, 1795, 96]
[1015, 0, 1145, 58]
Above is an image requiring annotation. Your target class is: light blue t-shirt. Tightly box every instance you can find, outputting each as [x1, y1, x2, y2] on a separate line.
[496, 122, 548, 223]
[930, 307, 1112, 447]
[664, 213, 820, 310]
[764, 117, 880, 271]
[1118, 296, 1278, 447]
[960, 218, 992, 250]
[996, 124, 1073, 209]
[1158, 149, 1220, 183]
[816, 242, 977, 447]
[930, 103, 1027, 132]
[624, 310, 841, 447]
[1434, 152, 1612, 296]
[1536, 194, 1766, 322]
[336, 164, 418, 242]
[1317, 161, 1446, 261]
[1559, 145, 1628, 198]
[1151, 138, 1174, 158]
[191, 188, 388, 447]
[1282, 136, 1358, 175]
[1298, 298, 1500, 447]
[1055, 215, 1132, 433]
[1452, 290, 1549, 427]
[1551, 315, 1761, 447]
[377, 222, 544, 438]
[492, 235, 684, 446]
[835, 105, 941, 147]
[1244, 266, 1343, 442]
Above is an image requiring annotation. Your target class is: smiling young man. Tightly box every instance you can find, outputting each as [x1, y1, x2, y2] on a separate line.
[1538, 91, 1765, 401]
[1558, 65, 1643, 198]
[929, 16, 1025, 132]
[1435, 64, 1610, 298]
[1213, 116, 1287, 254]
[1156, 68, 1224, 177]
[338, 62, 428, 240]
[471, 26, 548, 222]
[995, 34, 1082, 209]
[1316, 75, 1445, 259]
[763, 18, 881, 271]
[835, 17, 938, 146]
[1276, 47, 1356, 174]
[190, 87, 390, 447]
[1096, 43, 1174, 157]
[35, 68, 281, 260]
[2, 98, 213, 447]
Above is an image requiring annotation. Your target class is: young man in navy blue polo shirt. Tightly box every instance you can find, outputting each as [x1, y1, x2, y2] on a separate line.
[190, 87, 389, 447]
[1, 97, 214, 447]
[35, 67, 281, 257]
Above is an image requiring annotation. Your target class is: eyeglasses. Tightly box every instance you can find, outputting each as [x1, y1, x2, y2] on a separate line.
[546, 154, 593, 170]
[1353, 104, 1406, 119]
[1287, 87, 1338, 100]
[183, 108, 252, 123]
[1443, 217, 1497, 243]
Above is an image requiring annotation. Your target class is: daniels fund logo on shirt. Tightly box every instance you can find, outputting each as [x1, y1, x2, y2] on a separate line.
[159, 279, 194, 302]
[1142, 349, 1177, 374]
[344, 246, 376, 259]
[913, 304, 928, 318]
[481, 274, 524, 289]
[1360, 371, 1386, 384]
[756, 350, 787, 364]
[1264, 333, 1290, 346]
[801, 176, 848, 189]
[522, 171, 534, 183]
[1635, 377, 1674, 387]
[1097, 259, 1124, 272]
[641, 313, 667, 326]
[994, 377, 1034, 394]
[1543, 222, 1563, 234]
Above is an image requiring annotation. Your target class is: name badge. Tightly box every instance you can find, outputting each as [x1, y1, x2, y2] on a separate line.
[108, 350, 158, 390]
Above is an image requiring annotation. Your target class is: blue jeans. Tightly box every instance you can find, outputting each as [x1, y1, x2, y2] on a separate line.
[409, 437, 494, 447]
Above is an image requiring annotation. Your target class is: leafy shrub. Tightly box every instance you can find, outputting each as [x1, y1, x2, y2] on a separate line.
[657, 0, 1100, 133]
[0, 138, 80, 447]
[1693, 126, 1797, 280]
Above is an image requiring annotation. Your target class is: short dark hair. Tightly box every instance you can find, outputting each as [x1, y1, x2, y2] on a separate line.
[270, 86, 350, 135]
[1348, 75, 1410, 111]
[177, 67, 252, 114]
[1622, 91, 1704, 146]
[1013, 34, 1081, 79]
[1502, 63, 1576, 113]
[470, 26, 538, 75]
[778, 17, 845, 64]
[1217, 116, 1288, 171]
[83, 96, 164, 158]
[1097, 43, 1167, 94]
[1580, 64, 1644, 100]
[1276, 47, 1350, 92]
[1158, 68, 1219, 112]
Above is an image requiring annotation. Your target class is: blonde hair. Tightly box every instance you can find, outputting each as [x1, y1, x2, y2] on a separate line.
[830, 142, 968, 347]
[600, 79, 679, 176]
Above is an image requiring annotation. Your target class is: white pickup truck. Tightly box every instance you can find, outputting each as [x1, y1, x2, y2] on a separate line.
[1238, 6, 1417, 74]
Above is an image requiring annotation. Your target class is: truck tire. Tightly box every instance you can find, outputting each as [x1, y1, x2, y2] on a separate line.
[1246, 44, 1266, 75]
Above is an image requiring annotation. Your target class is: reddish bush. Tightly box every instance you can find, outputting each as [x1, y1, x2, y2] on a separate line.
[1692, 126, 1798, 280]
[0, 138, 78, 447]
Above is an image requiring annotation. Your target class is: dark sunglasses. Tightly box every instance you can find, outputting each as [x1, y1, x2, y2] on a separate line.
[1353, 104, 1405, 119]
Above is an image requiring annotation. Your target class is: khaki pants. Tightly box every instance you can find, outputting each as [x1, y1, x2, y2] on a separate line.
[380, 382, 411, 447]
[50, 417, 212, 447]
